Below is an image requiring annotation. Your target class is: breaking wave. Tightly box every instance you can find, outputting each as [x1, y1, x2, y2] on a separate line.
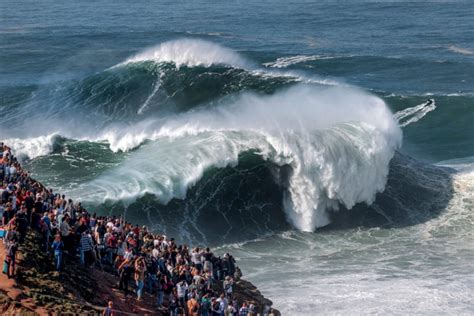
[9, 39, 450, 234]
[4, 133, 61, 160]
[56, 85, 401, 232]
[119, 39, 249, 69]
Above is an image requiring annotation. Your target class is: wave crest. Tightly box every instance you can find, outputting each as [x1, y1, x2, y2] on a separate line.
[5, 133, 59, 160]
[119, 39, 249, 69]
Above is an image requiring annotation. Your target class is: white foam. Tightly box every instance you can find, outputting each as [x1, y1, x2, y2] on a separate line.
[68, 84, 401, 232]
[448, 45, 474, 56]
[437, 156, 474, 173]
[115, 40, 341, 88]
[119, 39, 249, 69]
[228, 163, 474, 314]
[263, 55, 336, 68]
[4, 133, 59, 160]
[395, 99, 436, 127]
[137, 72, 164, 115]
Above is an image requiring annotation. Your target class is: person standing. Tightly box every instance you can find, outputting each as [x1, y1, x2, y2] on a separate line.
[200, 293, 212, 316]
[15, 206, 28, 244]
[102, 301, 116, 316]
[24, 192, 34, 223]
[156, 276, 165, 308]
[176, 279, 188, 309]
[239, 302, 249, 316]
[224, 276, 234, 299]
[80, 230, 94, 266]
[40, 212, 51, 254]
[60, 215, 71, 251]
[217, 293, 227, 316]
[134, 256, 146, 301]
[2, 203, 13, 226]
[187, 294, 200, 316]
[168, 290, 179, 316]
[51, 234, 64, 272]
[4, 228, 18, 278]
[118, 258, 133, 297]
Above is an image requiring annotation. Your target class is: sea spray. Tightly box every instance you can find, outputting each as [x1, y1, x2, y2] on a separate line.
[119, 38, 249, 69]
[63, 84, 402, 231]
[3, 133, 60, 161]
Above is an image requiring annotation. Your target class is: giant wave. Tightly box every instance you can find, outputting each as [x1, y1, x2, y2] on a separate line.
[19, 84, 402, 232]
[5, 39, 404, 233]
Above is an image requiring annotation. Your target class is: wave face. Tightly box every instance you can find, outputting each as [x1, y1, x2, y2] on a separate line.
[66, 84, 402, 232]
[4, 39, 403, 234]
[2, 42, 302, 140]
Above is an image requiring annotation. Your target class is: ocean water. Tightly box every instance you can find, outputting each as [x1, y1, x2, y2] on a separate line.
[1, 0, 473, 314]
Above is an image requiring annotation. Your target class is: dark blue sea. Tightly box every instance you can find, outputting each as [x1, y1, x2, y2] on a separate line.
[1, 1, 473, 313]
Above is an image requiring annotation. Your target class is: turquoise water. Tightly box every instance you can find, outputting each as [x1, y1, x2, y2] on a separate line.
[1, 1, 473, 314]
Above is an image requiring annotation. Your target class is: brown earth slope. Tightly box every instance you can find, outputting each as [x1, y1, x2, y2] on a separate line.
[1, 231, 279, 315]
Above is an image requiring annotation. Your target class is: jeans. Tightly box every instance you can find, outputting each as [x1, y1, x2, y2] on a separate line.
[157, 291, 164, 306]
[106, 248, 113, 264]
[54, 251, 62, 271]
[136, 280, 144, 299]
[147, 274, 156, 293]
[170, 308, 178, 316]
[43, 233, 50, 254]
[80, 250, 85, 265]
[158, 259, 165, 272]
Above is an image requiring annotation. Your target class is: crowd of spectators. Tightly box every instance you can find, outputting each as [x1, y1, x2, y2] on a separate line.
[1, 142, 274, 316]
